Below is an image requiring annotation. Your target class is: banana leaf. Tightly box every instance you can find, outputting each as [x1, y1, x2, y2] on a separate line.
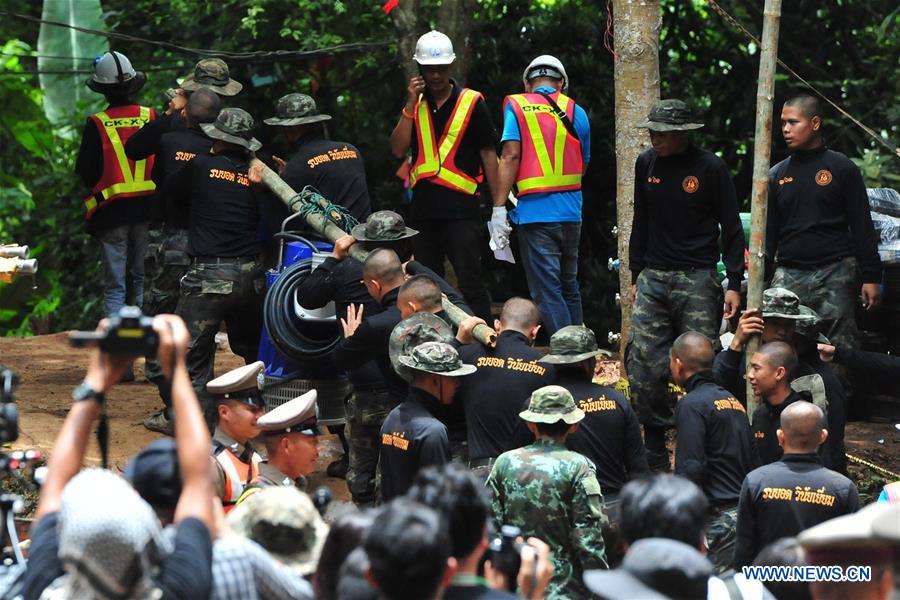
[37, 0, 108, 133]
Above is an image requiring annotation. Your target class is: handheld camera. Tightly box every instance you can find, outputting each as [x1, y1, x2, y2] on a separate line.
[69, 306, 159, 357]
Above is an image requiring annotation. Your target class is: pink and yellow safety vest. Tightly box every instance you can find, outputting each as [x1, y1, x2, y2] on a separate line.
[505, 91, 583, 196]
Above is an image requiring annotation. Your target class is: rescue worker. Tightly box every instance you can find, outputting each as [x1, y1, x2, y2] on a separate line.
[143, 88, 221, 435]
[734, 401, 860, 568]
[76, 51, 156, 325]
[539, 325, 648, 504]
[294, 211, 414, 506]
[627, 99, 746, 471]
[389, 30, 499, 323]
[396, 274, 469, 322]
[716, 288, 846, 471]
[379, 342, 476, 501]
[818, 340, 900, 385]
[235, 390, 320, 505]
[264, 93, 371, 222]
[206, 361, 266, 513]
[746, 342, 808, 465]
[791, 307, 848, 473]
[487, 385, 607, 599]
[456, 297, 554, 481]
[492, 55, 591, 335]
[767, 94, 882, 351]
[165, 108, 267, 419]
[393, 274, 481, 463]
[125, 58, 242, 160]
[669, 331, 755, 572]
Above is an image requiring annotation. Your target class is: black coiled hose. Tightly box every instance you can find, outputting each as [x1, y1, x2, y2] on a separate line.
[263, 235, 340, 360]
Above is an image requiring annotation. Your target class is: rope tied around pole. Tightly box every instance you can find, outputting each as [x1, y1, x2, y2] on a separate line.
[291, 186, 359, 235]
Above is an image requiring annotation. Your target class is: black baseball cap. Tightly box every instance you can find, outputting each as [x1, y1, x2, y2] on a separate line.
[584, 538, 712, 599]
[124, 438, 182, 511]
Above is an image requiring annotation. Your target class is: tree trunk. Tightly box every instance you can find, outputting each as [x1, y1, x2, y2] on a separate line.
[612, 0, 660, 355]
[437, 0, 476, 85]
[745, 0, 782, 419]
[390, 0, 420, 81]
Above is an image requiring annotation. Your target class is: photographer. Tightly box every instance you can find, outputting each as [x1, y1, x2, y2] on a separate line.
[23, 314, 215, 600]
[406, 464, 553, 599]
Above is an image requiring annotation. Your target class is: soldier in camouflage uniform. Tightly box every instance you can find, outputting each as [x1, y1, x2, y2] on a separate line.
[487, 385, 608, 599]
[627, 99, 746, 470]
[167, 108, 266, 424]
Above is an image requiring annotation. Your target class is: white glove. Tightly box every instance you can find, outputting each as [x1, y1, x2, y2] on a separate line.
[490, 206, 512, 250]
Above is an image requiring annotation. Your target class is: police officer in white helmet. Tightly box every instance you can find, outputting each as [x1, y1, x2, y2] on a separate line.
[389, 31, 499, 324]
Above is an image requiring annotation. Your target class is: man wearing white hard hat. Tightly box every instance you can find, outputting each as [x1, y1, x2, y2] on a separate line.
[492, 55, 591, 335]
[77, 51, 156, 340]
[389, 30, 499, 324]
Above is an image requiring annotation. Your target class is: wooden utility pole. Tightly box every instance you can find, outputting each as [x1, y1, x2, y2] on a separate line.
[745, 0, 782, 417]
[612, 0, 660, 354]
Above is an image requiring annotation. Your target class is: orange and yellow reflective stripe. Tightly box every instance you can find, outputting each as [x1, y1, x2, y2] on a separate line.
[509, 94, 580, 193]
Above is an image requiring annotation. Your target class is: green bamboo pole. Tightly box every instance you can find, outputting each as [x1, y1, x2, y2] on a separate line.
[745, 0, 782, 420]
[252, 159, 497, 347]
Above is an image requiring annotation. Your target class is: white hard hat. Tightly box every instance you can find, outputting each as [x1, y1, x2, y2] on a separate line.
[87, 51, 145, 92]
[413, 30, 456, 66]
[523, 55, 569, 92]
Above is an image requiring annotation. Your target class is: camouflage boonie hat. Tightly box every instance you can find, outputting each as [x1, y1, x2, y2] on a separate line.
[227, 486, 329, 575]
[519, 385, 585, 424]
[181, 58, 242, 96]
[264, 93, 332, 126]
[350, 210, 418, 242]
[390, 313, 455, 382]
[538, 325, 612, 365]
[794, 305, 831, 344]
[397, 341, 476, 377]
[637, 99, 704, 132]
[761, 287, 817, 321]
[201, 108, 262, 151]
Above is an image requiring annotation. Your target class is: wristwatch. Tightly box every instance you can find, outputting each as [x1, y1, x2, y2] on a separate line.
[72, 382, 105, 405]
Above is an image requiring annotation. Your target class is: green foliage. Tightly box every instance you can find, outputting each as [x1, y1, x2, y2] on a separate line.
[852, 149, 900, 188]
[0, 0, 897, 341]
[37, 0, 108, 130]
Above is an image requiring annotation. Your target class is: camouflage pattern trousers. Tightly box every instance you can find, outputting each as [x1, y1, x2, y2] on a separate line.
[626, 268, 723, 431]
[143, 228, 190, 413]
[175, 258, 265, 423]
[772, 257, 860, 351]
[346, 390, 393, 506]
[706, 505, 738, 573]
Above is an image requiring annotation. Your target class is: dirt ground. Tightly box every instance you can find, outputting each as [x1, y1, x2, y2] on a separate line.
[0, 332, 352, 511]
[1, 334, 898, 514]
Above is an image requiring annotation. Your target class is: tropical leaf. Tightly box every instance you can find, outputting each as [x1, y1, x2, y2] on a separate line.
[37, 0, 108, 131]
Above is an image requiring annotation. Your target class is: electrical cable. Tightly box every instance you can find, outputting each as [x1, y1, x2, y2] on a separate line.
[0, 10, 392, 60]
[263, 237, 340, 360]
[705, 0, 899, 159]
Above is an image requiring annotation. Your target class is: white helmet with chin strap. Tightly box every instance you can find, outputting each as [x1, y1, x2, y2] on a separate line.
[523, 55, 569, 92]
[413, 30, 456, 65]
[91, 51, 138, 85]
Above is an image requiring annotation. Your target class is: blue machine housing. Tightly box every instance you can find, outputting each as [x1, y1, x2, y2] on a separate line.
[257, 240, 342, 381]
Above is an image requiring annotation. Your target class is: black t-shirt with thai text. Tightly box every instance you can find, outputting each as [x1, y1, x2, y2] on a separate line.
[165, 149, 262, 257]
